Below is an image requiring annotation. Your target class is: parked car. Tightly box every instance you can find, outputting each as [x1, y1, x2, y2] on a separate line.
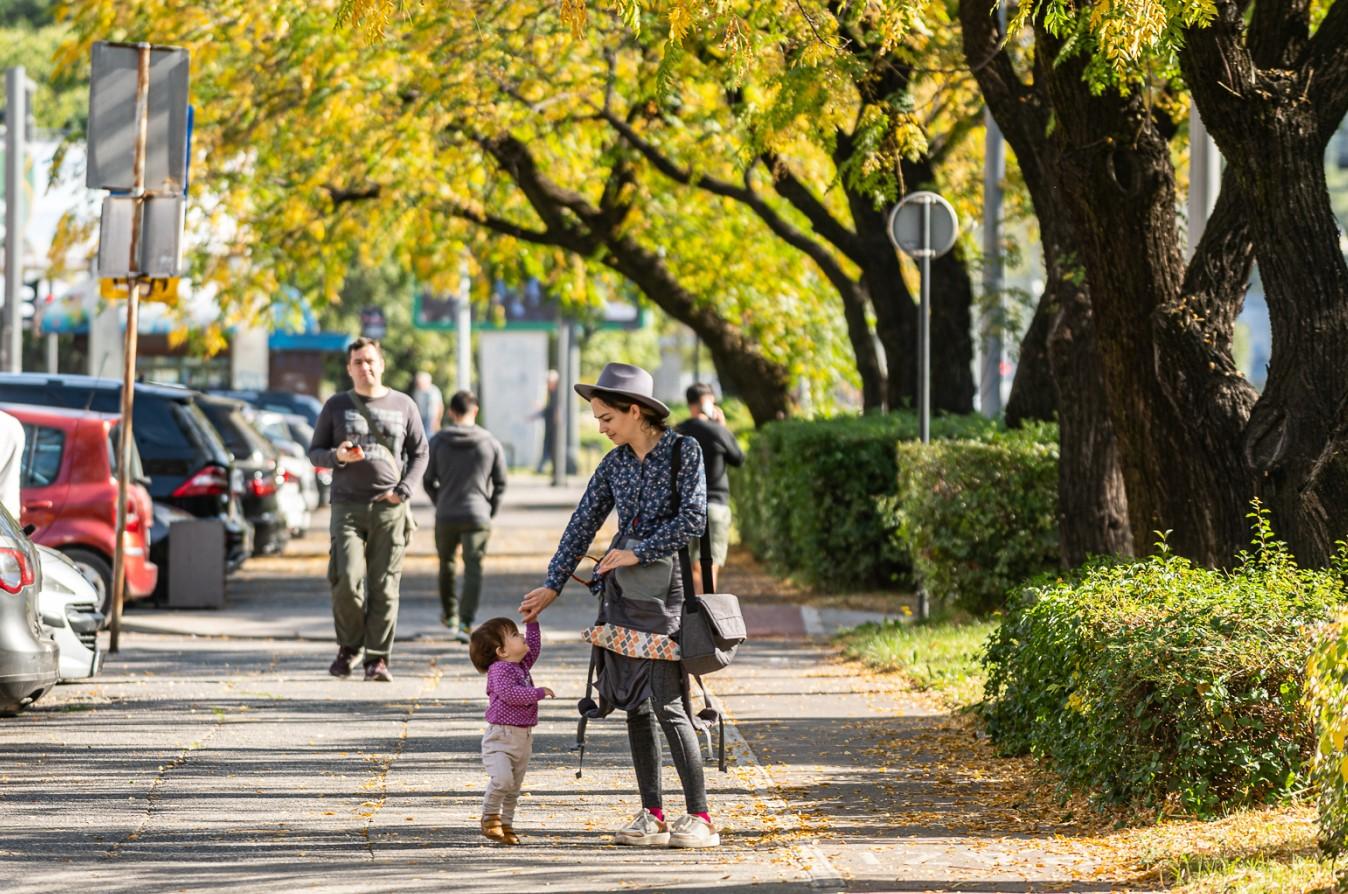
[282, 415, 331, 506]
[0, 503, 59, 714]
[5, 404, 158, 615]
[36, 546, 104, 680]
[197, 395, 289, 555]
[206, 388, 323, 427]
[253, 410, 320, 511]
[0, 374, 253, 573]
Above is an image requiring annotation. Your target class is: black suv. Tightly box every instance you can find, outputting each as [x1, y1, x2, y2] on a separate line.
[0, 374, 253, 571]
[197, 395, 289, 556]
[206, 389, 323, 427]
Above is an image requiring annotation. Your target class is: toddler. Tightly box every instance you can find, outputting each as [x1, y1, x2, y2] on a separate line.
[469, 617, 553, 845]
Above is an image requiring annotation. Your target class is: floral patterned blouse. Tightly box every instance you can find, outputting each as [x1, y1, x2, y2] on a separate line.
[543, 430, 707, 594]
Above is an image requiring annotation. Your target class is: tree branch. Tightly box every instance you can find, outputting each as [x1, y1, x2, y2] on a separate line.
[597, 109, 862, 283]
[1248, 0, 1311, 67]
[323, 183, 382, 207]
[759, 151, 863, 261]
[477, 134, 600, 254]
[437, 200, 558, 247]
[1304, 0, 1348, 133]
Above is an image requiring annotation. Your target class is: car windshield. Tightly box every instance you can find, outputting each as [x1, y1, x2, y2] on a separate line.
[108, 425, 147, 481]
[288, 419, 315, 447]
[200, 403, 251, 459]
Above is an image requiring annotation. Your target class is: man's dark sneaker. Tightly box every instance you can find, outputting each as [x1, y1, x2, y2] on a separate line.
[364, 658, 393, 682]
[329, 646, 359, 678]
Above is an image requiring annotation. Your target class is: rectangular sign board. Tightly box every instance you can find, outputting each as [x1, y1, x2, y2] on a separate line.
[96, 194, 185, 278]
[87, 42, 190, 194]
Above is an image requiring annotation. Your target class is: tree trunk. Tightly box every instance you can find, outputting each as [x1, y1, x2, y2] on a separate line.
[1046, 253, 1134, 563]
[1036, 31, 1253, 563]
[839, 282, 887, 412]
[1180, 2, 1348, 563]
[601, 236, 795, 425]
[959, 0, 1129, 559]
[1004, 291, 1057, 426]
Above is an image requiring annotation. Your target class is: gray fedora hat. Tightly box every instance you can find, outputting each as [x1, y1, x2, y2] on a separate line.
[574, 362, 671, 418]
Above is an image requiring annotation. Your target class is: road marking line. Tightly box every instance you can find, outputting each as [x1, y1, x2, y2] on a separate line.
[719, 708, 845, 889]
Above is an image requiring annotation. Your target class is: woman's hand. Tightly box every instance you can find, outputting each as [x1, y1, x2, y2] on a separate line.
[596, 548, 639, 575]
[519, 586, 559, 622]
[541, 687, 556, 699]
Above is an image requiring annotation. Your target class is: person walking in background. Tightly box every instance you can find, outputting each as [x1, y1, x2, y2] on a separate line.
[534, 369, 559, 475]
[411, 370, 444, 440]
[423, 390, 507, 643]
[675, 383, 744, 594]
[310, 338, 429, 682]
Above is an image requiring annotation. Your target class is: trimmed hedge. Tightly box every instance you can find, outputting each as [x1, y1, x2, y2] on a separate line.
[982, 514, 1346, 816]
[893, 423, 1059, 614]
[1308, 610, 1348, 855]
[731, 413, 992, 590]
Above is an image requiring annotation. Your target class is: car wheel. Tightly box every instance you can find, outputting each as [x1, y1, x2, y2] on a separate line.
[61, 547, 113, 618]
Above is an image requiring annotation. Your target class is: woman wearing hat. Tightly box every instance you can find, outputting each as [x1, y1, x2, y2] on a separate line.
[519, 362, 716, 848]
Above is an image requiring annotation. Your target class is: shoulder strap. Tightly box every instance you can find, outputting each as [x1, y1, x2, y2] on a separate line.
[348, 390, 401, 463]
[671, 433, 715, 595]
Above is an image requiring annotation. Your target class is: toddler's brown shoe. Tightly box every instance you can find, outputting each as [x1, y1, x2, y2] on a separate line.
[480, 814, 507, 843]
[500, 823, 521, 845]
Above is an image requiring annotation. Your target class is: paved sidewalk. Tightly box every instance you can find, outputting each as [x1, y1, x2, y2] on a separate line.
[121, 481, 889, 642]
[1, 478, 1134, 892]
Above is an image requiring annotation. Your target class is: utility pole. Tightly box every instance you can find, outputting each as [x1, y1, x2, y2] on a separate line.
[456, 256, 471, 392]
[1188, 106, 1221, 254]
[978, 2, 1008, 418]
[4, 67, 27, 373]
[552, 321, 571, 487]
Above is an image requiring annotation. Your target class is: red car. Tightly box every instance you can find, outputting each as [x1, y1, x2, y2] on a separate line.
[5, 404, 158, 613]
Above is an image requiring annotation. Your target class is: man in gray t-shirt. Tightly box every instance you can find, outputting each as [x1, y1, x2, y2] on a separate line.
[309, 338, 429, 682]
[422, 390, 506, 641]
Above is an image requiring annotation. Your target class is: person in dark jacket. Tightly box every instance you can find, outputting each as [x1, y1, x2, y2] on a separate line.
[423, 390, 508, 642]
[674, 383, 744, 593]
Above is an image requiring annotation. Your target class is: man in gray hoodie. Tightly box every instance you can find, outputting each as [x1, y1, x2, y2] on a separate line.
[422, 390, 507, 642]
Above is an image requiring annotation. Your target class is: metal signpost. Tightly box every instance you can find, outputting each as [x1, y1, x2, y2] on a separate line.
[887, 190, 959, 443]
[3, 67, 34, 373]
[888, 190, 959, 620]
[89, 41, 189, 652]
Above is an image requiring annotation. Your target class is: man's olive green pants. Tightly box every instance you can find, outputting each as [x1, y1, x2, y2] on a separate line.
[435, 521, 492, 628]
[328, 500, 410, 660]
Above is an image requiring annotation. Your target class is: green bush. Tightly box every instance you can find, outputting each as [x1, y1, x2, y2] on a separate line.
[731, 413, 992, 589]
[893, 423, 1059, 615]
[1307, 610, 1348, 855]
[981, 511, 1347, 816]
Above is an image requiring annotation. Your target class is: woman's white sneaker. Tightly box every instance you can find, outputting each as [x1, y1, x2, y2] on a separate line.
[668, 814, 720, 848]
[613, 809, 670, 846]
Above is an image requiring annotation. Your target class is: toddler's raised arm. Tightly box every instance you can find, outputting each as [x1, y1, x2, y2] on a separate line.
[521, 620, 542, 671]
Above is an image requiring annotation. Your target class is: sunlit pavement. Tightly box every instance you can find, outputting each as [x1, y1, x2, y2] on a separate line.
[0, 482, 1130, 893]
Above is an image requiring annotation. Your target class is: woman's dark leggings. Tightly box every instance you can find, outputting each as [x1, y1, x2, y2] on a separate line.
[626, 659, 708, 814]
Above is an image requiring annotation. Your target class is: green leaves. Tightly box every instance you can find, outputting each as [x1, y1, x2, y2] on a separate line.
[731, 412, 996, 590]
[894, 423, 1061, 616]
[983, 517, 1347, 817]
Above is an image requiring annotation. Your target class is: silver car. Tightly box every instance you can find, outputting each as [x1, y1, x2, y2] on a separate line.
[0, 504, 59, 714]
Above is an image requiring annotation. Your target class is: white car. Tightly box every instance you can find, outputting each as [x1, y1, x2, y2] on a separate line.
[253, 410, 319, 532]
[36, 545, 104, 681]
